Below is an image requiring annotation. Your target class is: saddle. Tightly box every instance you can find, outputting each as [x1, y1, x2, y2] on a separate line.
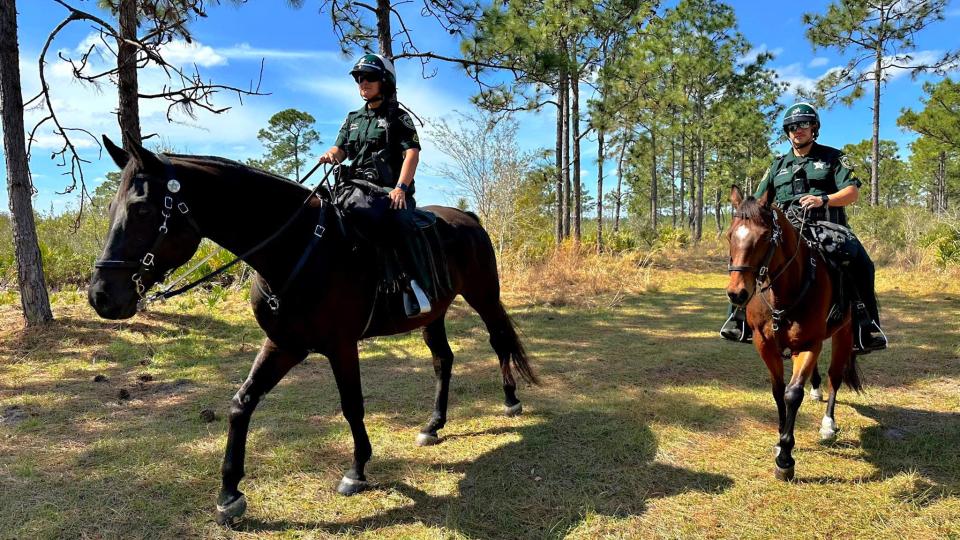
[785, 207, 856, 326]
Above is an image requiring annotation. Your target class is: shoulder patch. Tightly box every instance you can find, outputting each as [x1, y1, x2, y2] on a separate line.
[839, 155, 853, 170]
[400, 113, 416, 130]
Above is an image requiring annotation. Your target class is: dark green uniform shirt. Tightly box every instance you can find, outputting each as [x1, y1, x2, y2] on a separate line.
[754, 142, 862, 225]
[334, 103, 421, 189]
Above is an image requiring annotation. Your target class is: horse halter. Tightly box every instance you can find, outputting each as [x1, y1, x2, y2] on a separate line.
[727, 207, 782, 283]
[93, 155, 200, 299]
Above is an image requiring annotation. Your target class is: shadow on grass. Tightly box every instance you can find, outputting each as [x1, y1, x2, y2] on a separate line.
[238, 410, 733, 539]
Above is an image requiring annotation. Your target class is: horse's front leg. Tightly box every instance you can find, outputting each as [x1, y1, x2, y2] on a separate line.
[328, 341, 373, 495]
[775, 346, 822, 481]
[217, 339, 307, 525]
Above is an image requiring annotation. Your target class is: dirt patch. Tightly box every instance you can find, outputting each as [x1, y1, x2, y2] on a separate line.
[0, 406, 28, 426]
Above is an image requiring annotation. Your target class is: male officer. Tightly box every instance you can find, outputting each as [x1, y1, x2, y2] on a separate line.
[720, 103, 887, 353]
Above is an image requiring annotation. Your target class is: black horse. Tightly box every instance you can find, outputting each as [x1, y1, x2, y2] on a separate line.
[88, 136, 538, 525]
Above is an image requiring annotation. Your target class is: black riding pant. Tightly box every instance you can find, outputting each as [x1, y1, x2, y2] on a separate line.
[336, 182, 416, 243]
[844, 238, 880, 324]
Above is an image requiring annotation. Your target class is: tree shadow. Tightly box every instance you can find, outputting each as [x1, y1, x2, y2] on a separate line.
[239, 410, 733, 538]
[851, 403, 960, 506]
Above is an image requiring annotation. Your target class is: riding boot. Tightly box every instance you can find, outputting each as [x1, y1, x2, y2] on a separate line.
[847, 244, 887, 353]
[720, 304, 752, 343]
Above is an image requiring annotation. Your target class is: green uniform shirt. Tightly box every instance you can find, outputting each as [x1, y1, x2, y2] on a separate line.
[334, 103, 421, 188]
[754, 142, 862, 225]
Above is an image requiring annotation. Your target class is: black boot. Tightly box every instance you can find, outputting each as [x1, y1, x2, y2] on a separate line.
[853, 301, 887, 354]
[720, 306, 752, 343]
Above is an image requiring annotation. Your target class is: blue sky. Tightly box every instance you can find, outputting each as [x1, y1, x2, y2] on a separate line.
[3, 0, 959, 214]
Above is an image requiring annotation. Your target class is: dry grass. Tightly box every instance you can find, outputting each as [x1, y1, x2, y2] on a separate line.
[1, 253, 959, 539]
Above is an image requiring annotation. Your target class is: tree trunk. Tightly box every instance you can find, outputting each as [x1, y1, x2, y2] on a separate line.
[679, 127, 686, 228]
[117, 0, 141, 149]
[694, 137, 704, 242]
[376, 0, 393, 57]
[714, 186, 723, 233]
[937, 150, 947, 214]
[670, 135, 676, 228]
[870, 47, 882, 206]
[571, 65, 581, 244]
[650, 125, 657, 229]
[596, 129, 604, 254]
[0, 0, 53, 325]
[561, 59, 571, 239]
[614, 133, 625, 233]
[555, 100, 563, 245]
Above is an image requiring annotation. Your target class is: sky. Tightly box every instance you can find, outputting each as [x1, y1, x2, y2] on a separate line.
[3, 0, 960, 215]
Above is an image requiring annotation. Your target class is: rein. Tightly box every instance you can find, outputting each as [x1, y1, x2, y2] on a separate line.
[94, 156, 335, 308]
[728, 206, 817, 331]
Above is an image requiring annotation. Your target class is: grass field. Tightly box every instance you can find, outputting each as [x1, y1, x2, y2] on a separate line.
[1, 256, 958, 539]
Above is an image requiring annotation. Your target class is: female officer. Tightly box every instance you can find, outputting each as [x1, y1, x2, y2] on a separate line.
[318, 53, 430, 314]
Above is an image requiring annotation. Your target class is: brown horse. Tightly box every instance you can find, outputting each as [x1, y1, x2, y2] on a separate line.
[88, 136, 538, 525]
[726, 185, 862, 481]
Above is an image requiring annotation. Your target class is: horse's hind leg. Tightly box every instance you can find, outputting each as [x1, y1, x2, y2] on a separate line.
[417, 315, 454, 446]
[809, 365, 824, 402]
[462, 292, 538, 417]
[821, 327, 853, 441]
[217, 339, 307, 525]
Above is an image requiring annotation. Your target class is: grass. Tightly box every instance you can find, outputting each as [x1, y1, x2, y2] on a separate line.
[1, 253, 959, 539]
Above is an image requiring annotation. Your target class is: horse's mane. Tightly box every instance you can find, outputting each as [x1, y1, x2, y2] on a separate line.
[735, 197, 772, 224]
[167, 153, 309, 191]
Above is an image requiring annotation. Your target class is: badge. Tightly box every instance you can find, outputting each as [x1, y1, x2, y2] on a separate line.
[839, 155, 853, 170]
[377, 118, 389, 129]
[813, 160, 826, 170]
[400, 114, 416, 130]
[167, 179, 181, 193]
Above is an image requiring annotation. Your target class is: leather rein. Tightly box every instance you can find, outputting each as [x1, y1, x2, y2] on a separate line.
[728, 206, 817, 331]
[94, 155, 334, 310]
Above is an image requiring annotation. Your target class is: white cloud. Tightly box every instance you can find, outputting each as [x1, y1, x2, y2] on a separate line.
[157, 40, 227, 68]
[737, 44, 783, 65]
[808, 57, 829, 68]
[218, 43, 344, 63]
[880, 50, 960, 81]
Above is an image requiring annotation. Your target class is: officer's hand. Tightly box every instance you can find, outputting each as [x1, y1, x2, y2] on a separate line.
[798, 194, 824, 209]
[318, 150, 340, 165]
[389, 187, 407, 209]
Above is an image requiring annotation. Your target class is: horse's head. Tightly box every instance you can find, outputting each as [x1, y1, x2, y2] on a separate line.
[726, 184, 777, 307]
[88, 136, 203, 319]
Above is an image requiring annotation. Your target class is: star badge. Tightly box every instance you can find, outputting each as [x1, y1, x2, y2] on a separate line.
[377, 118, 389, 129]
[813, 161, 827, 170]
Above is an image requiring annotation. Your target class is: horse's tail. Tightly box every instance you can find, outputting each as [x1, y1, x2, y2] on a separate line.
[843, 354, 864, 393]
[499, 306, 539, 386]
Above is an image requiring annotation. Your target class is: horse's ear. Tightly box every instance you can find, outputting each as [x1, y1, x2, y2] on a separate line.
[757, 183, 773, 208]
[102, 135, 128, 169]
[124, 134, 163, 171]
[730, 184, 743, 209]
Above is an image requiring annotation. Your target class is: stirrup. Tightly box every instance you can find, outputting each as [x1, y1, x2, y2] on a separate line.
[720, 310, 751, 343]
[854, 319, 888, 353]
[403, 280, 432, 318]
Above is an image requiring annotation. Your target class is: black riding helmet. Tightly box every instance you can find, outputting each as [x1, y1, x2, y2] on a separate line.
[782, 102, 820, 139]
[349, 53, 397, 102]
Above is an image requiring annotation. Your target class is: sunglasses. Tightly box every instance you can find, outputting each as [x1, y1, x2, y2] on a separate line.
[786, 121, 815, 133]
[354, 73, 381, 84]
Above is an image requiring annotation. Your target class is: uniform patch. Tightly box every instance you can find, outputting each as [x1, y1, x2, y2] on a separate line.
[400, 114, 416, 130]
[349, 123, 358, 131]
[839, 155, 853, 170]
[413, 133, 420, 143]
[813, 160, 827, 170]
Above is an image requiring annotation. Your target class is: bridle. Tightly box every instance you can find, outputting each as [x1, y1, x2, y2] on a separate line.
[728, 205, 815, 331]
[94, 154, 200, 299]
[94, 155, 335, 308]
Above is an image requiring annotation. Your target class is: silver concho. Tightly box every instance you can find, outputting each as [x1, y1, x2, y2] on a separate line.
[167, 179, 181, 193]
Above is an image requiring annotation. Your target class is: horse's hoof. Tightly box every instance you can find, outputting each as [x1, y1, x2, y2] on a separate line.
[819, 417, 838, 441]
[810, 388, 824, 402]
[504, 402, 522, 417]
[416, 431, 440, 446]
[774, 466, 795, 482]
[336, 475, 370, 496]
[215, 494, 247, 526]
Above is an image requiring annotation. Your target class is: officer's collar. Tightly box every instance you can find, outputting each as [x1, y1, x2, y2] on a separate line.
[791, 141, 819, 159]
